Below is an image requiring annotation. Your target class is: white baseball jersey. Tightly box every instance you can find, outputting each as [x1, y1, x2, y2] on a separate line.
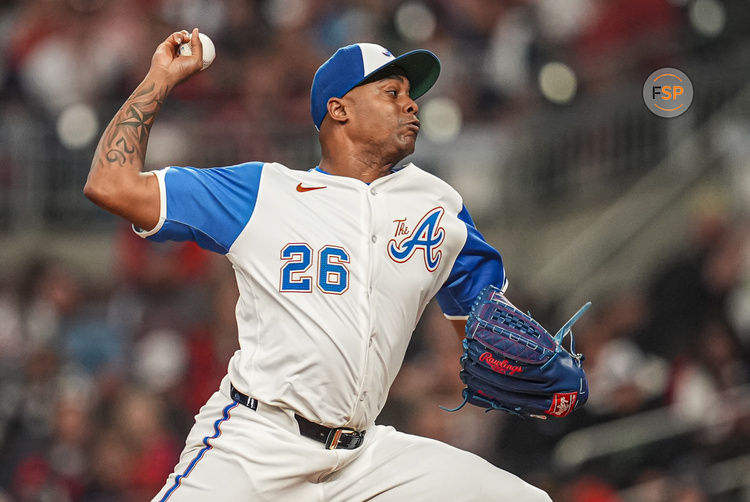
[136, 161, 506, 430]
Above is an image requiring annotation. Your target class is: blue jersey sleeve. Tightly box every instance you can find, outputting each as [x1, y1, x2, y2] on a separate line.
[435, 205, 506, 318]
[136, 162, 264, 254]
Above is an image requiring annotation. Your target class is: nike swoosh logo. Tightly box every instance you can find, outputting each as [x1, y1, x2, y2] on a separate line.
[296, 183, 327, 192]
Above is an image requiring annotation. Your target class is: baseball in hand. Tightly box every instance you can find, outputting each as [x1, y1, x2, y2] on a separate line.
[178, 32, 215, 71]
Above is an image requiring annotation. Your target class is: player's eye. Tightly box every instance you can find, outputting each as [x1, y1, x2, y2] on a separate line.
[386, 89, 398, 97]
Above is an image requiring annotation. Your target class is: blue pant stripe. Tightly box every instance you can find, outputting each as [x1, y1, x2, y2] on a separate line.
[159, 401, 239, 501]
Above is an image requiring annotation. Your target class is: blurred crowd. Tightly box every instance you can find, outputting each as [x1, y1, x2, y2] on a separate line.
[2, 0, 750, 501]
[0, 0, 687, 122]
[1, 0, 737, 171]
[0, 224, 240, 501]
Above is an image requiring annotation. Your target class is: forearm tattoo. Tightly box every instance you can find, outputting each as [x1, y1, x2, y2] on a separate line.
[94, 82, 169, 170]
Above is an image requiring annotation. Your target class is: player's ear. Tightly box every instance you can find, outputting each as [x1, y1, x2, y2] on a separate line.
[326, 97, 348, 124]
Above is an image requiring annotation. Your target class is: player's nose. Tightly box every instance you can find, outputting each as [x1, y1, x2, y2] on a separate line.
[403, 95, 418, 115]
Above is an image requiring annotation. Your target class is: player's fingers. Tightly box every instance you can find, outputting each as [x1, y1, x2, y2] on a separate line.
[189, 27, 203, 61]
[150, 29, 198, 80]
[163, 30, 190, 49]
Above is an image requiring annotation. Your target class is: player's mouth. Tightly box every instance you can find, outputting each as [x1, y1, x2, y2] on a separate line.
[404, 119, 420, 135]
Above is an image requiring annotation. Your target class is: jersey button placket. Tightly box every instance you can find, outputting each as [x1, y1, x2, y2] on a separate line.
[366, 187, 376, 397]
[354, 185, 377, 417]
[368, 187, 378, 294]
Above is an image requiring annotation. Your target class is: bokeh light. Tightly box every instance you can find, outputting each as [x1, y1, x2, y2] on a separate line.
[421, 97, 462, 143]
[264, 0, 309, 29]
[395, 2, 437, 43]
[144, 123, 192, 169]
[538, 62, 578, 105]
[688, 0, 726, 37]
[133, 329, 188, 393]
[56, 103, 98, 150]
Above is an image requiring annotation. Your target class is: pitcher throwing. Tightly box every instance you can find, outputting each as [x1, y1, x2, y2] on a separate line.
[84, 28, 557, 501]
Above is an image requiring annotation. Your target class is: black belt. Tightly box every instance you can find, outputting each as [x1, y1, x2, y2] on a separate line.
[230, 384, 366, 450]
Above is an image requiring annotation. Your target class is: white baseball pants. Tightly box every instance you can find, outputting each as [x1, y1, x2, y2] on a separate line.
[152, 377, 551, 502]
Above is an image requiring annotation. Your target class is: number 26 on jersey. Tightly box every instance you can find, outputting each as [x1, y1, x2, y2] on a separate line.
[279, 243, 350, 294]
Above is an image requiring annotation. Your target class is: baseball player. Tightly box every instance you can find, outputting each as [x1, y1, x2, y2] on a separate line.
[84, 29, 552, 501]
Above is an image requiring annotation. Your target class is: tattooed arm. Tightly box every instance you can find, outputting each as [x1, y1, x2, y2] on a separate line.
[84, 29, 205, 231]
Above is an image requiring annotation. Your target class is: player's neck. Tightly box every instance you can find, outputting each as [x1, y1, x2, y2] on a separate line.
[319, 150, 398, 184]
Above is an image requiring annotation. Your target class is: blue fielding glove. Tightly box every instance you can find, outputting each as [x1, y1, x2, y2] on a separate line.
[443, 285, 590, 419]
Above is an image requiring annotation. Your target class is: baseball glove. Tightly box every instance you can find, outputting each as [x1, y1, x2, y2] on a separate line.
[443, 285, 590, 419]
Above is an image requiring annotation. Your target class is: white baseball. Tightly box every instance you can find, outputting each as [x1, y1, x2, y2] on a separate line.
[178, 32, 215, 71]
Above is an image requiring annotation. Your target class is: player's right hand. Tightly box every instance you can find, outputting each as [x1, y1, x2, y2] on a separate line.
[149, 28, 204, 88]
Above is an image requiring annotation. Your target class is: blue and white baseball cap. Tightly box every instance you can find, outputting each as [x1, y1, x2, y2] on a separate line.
[311, 43, 441, 130]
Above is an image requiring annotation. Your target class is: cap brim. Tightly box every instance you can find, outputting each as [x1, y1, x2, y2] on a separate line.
[360, 49, 441, 100]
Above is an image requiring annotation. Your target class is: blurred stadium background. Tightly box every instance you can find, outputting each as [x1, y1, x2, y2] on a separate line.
[2, 0, 750, 500]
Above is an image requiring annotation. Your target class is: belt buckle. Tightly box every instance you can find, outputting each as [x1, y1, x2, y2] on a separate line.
[325, 428, 355, 450]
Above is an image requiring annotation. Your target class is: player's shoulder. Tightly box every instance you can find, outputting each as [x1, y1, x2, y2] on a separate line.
[254, 162, 320, 180]
[399, 162, 463, 200]
[166, 160, 267, 176]
[223, 160, 277, 174]
[192, 160, 289, 171]
[161, 161, 293, 194]
[174, 160, 294, 180]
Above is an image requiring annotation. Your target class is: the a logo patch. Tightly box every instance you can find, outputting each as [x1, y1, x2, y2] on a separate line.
[387, 207, 445, 271]
[546, 392, 578, 417]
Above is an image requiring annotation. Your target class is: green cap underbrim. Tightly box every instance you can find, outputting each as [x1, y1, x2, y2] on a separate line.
[357, 49, 441, 101]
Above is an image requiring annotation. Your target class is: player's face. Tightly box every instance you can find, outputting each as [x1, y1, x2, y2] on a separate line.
[344, 74, 420, 163]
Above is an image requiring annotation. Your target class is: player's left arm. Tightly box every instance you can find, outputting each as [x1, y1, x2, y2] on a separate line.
[436, 204, 506, 328]
[449, 320, 466, 341]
